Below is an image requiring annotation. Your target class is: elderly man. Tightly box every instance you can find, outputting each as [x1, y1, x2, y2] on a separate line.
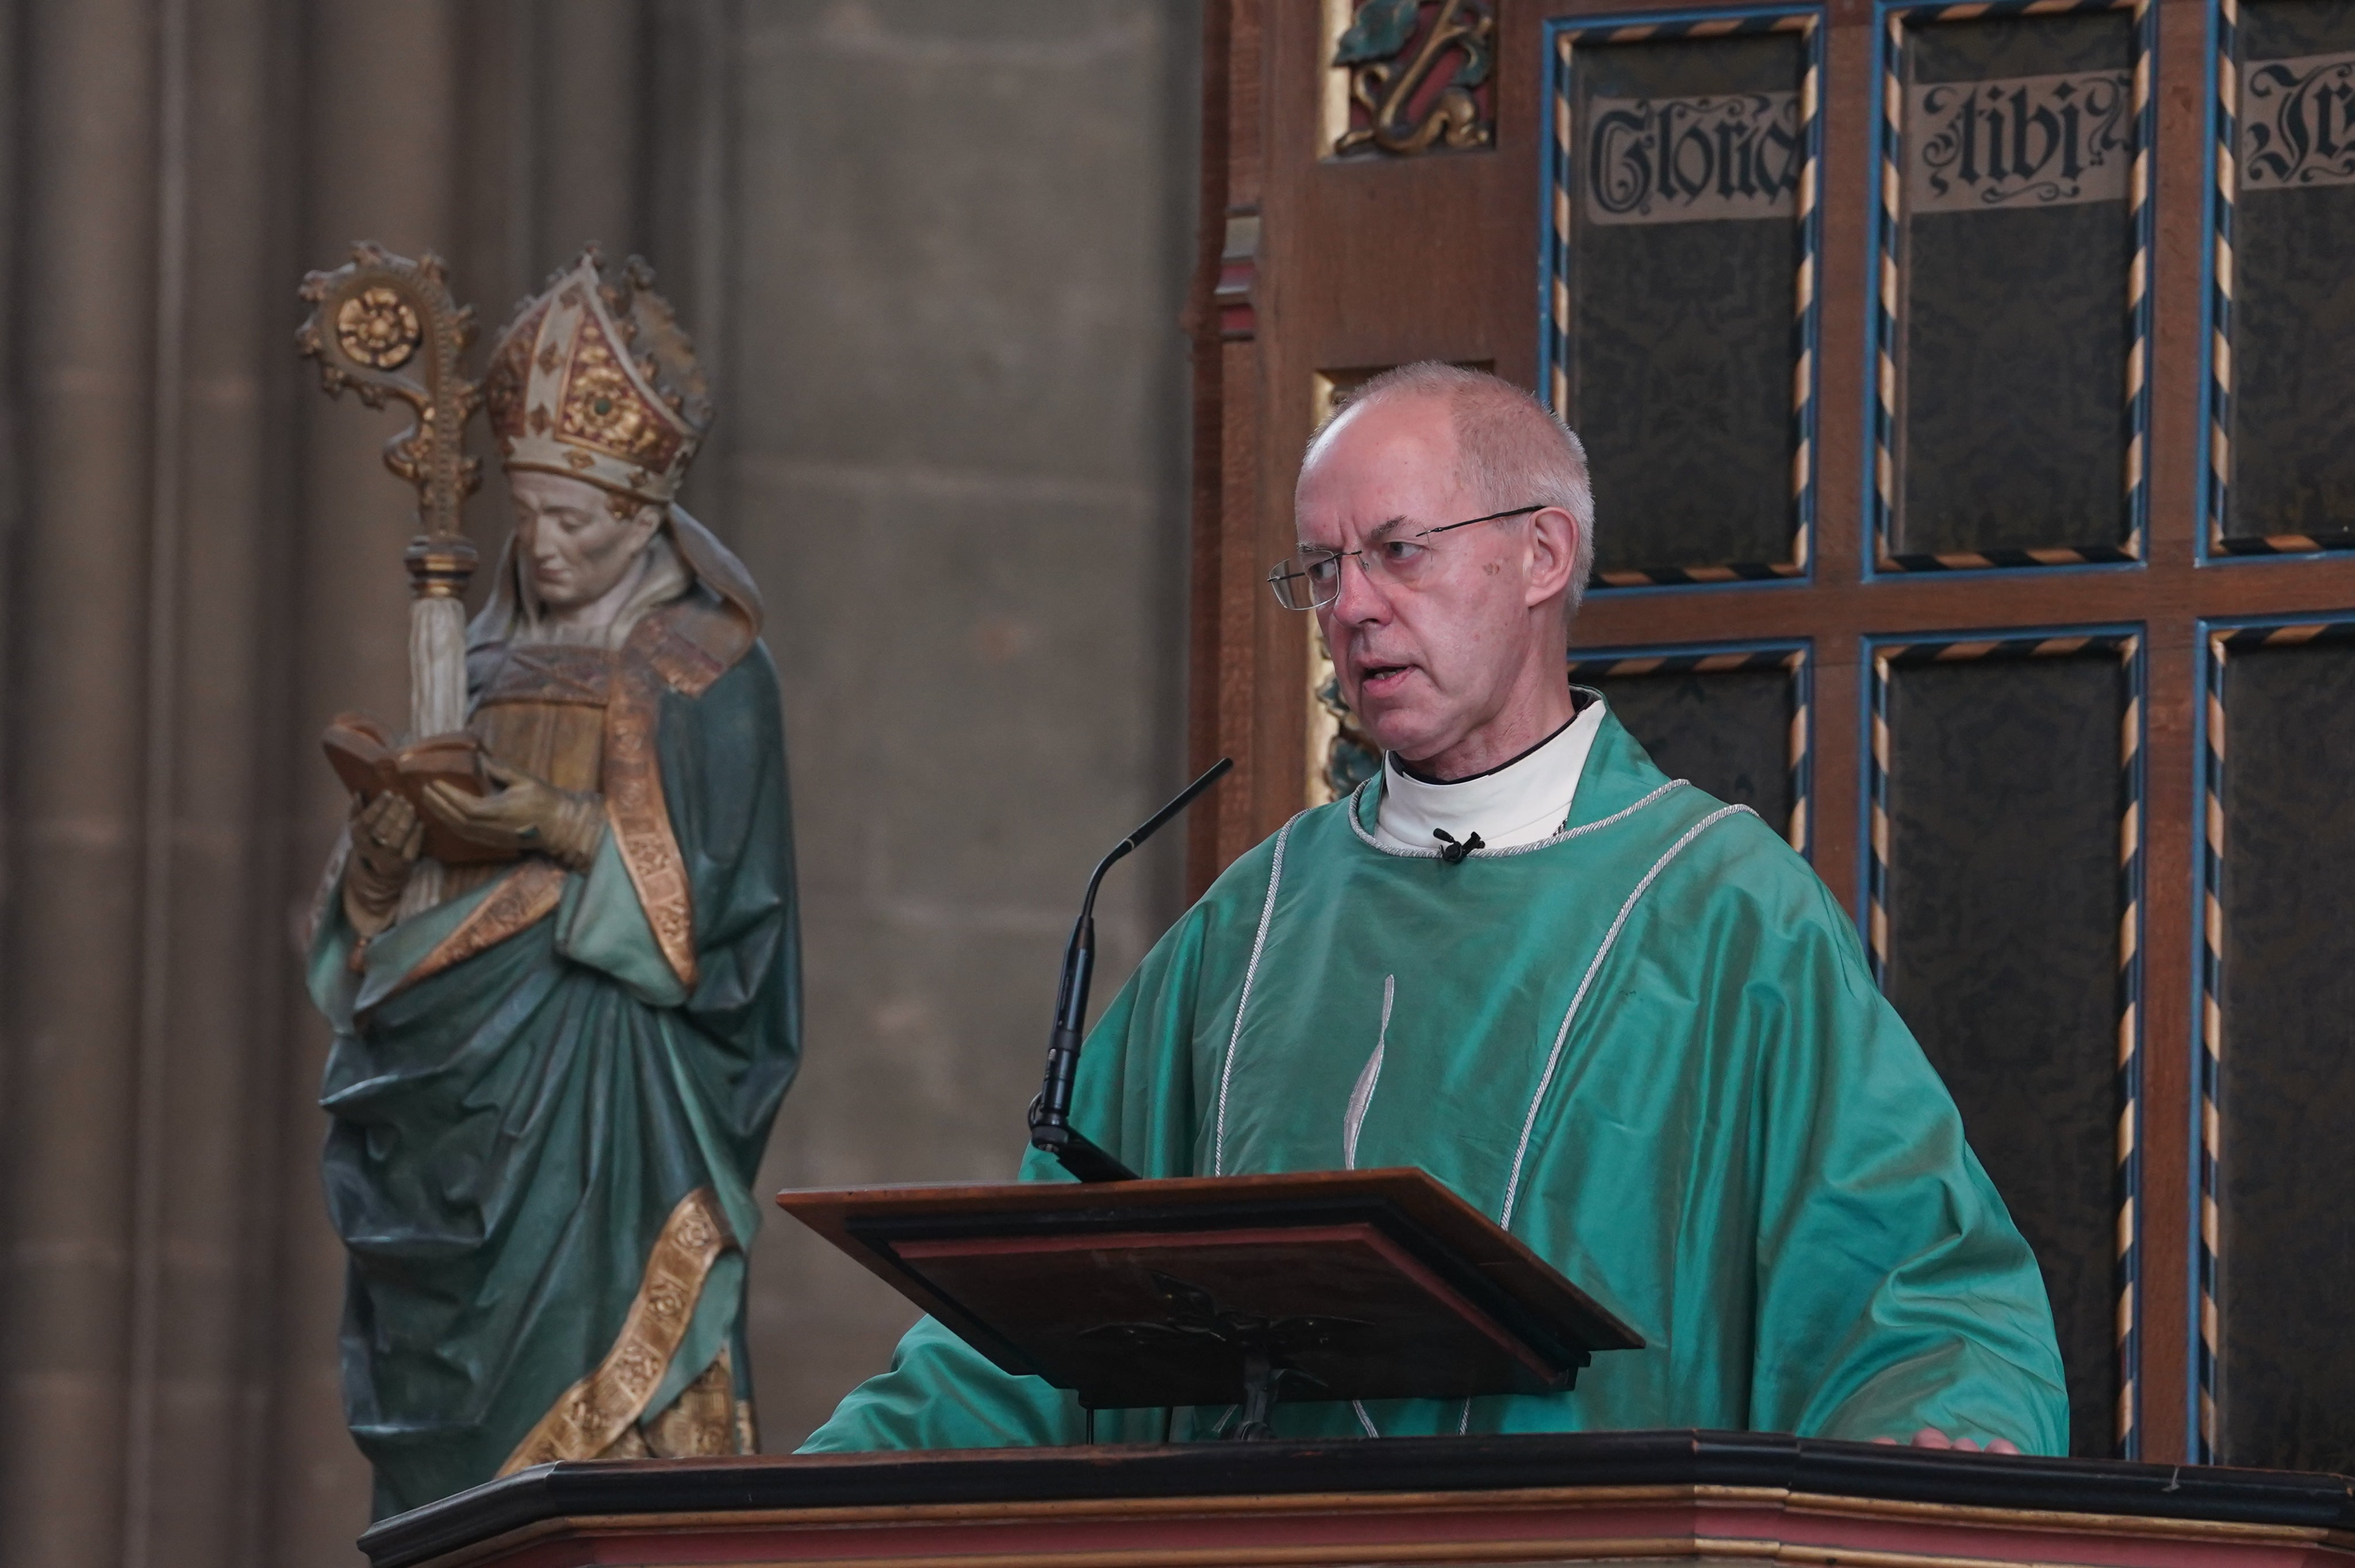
[805, 363, 2066, 1454]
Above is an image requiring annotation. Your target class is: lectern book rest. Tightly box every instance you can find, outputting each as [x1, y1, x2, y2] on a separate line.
[776, 1166, 1643, 1424]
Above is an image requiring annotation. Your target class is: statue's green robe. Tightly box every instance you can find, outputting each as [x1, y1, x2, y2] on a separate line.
[313, 547, 800, 1518]
[805, 705, 2067, 1455]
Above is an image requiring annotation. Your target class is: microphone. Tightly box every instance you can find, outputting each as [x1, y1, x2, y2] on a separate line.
[1027, 756, 1234, 1182]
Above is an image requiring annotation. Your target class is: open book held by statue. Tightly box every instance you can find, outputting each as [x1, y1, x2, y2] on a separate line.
[297, 245, 802, 1518]
[320, 717, 497, 864]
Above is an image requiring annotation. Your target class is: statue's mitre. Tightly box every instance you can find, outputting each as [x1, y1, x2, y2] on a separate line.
[485, 248, 712, 506]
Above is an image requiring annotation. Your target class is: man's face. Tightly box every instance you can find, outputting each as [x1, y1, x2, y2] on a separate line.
[1296, 395, 1553, 764]
[507, 470, 659, 611]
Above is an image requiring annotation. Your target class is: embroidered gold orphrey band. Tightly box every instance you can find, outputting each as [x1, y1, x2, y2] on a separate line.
[594, 1348, 741, 1459]
[499, 1185, 731, 1474]
[605, 604, 730, 991]
[401, 859, 569, 990]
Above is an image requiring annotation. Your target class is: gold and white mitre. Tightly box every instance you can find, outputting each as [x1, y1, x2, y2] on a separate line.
[484, 247, 713, 506]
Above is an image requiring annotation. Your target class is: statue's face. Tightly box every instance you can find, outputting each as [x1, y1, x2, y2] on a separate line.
[507, 470, 661, 612]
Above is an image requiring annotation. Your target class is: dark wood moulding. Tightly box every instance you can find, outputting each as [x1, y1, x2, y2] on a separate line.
[362, 1428, 2355, 1568]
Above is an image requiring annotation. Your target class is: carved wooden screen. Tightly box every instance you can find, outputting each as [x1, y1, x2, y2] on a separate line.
[1187, 0, 2355, 1469]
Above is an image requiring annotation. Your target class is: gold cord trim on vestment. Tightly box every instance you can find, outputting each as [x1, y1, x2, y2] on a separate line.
[498, 1185, 730, 1474]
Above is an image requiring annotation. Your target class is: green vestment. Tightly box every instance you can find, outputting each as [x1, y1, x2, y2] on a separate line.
[313, 540, 800, 1517]
[803, 705, 2066, 1454]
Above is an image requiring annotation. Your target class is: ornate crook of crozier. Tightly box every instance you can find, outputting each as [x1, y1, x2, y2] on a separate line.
[299, 244, 489, 915]
[297, 244, 486, 538]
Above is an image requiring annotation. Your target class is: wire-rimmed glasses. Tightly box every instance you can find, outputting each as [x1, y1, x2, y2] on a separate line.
[1265, 504, 1547, 611]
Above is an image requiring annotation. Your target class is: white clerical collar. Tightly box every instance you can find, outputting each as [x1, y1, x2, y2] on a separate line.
[1373, 697, 1605, 853]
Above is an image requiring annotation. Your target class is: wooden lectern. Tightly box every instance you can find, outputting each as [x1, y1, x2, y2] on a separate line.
[358, 1429, 2355, 1568]
[778, 1167, 1642, 1429]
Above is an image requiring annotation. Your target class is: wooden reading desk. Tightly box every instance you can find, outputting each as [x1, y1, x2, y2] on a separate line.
[359, 1429, 2355, 1568]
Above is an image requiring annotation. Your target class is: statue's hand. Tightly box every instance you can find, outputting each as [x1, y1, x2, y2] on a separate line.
[354, 791, 424, 870]
[421, 759, 604, 870]
[344, 791, 424, 935]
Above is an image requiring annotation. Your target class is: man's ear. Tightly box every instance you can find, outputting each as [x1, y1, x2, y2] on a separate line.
[1524, 505, 1580, 607]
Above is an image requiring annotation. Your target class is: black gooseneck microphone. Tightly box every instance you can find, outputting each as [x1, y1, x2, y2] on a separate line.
[1027, 756, 1234, 1182]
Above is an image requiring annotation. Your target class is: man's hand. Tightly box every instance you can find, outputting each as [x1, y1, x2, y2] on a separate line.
[1873, 1428, 2022, 1454]
[344, 791, 425, 936]
[420, 758, 604, 870]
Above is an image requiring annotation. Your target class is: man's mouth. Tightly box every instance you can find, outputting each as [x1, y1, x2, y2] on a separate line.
[1358, 662, 1414, 695]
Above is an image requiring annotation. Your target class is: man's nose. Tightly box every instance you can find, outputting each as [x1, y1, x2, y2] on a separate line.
[1329, 551, 1390, 624]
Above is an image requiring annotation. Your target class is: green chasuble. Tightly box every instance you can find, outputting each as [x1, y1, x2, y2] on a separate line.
[804, 704, 2066, 1455]
[312, 539, 800, 1518]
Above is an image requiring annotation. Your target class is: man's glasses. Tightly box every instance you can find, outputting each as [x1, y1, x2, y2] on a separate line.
[1266, 504, 1546, 612]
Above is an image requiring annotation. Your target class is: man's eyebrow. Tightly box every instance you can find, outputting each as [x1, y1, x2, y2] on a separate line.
[1297, 513, 1415, 550]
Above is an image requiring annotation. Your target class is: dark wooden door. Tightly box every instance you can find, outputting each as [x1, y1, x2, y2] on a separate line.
[1186, 0, 2355, 1470]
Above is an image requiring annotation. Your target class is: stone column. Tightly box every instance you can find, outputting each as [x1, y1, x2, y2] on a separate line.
[539, 0, 648, 267]
[133, 0, 308, 1561]
[0, 3, 161, 1566]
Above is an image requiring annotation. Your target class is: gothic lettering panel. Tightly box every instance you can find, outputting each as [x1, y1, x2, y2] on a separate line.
[1903, 69, 2132, 213]
[1544, 16, 1819, 586]
[2241, 50, 2355, 190]
[1582, 90, 1802, 225]
[1874, 641, 2137, 1455]
[2204, 628, 2355, 1471]
[1877, 9, 2146, 568]
[2212, 2, 2355, 552]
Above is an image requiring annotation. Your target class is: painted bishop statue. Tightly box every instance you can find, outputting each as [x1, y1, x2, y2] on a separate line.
[309, 249, 800, 1516]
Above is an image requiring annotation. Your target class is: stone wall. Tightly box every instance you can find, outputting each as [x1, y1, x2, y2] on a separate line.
[0, 2, 1199, 1563]
[725, 1, 1200, 1443]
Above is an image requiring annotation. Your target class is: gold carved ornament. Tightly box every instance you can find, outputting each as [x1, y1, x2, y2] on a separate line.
[557, 310, 686, 473]
[337, 287, 422, 370]
[1333, 0, 1497, 157]
[498, 1186, 733, 1473]
[297, 244, 486, 598]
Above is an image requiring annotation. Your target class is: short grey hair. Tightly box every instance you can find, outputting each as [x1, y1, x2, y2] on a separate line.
[1309, 362, 1597, 621]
